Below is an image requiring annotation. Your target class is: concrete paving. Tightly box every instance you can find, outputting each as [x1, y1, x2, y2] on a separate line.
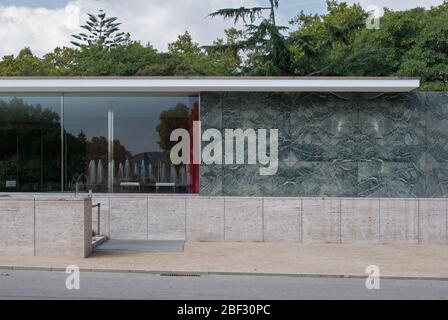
[0, 243, 447, 279]
[0, 269, 447, 300]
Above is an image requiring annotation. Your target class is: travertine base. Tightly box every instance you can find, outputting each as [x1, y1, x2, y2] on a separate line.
[0, 197, 92, 258]
[1, 195, 445, 250]
[89, 195, 448, 244]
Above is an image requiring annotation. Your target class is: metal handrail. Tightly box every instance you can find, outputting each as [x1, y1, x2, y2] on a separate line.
[92, 203, 101, 236]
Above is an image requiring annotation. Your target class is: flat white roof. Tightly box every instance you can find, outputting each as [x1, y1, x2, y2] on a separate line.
[0, 77, 420, 93]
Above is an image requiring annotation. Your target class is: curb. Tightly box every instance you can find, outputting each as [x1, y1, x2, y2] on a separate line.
[1, 265, 448, 281]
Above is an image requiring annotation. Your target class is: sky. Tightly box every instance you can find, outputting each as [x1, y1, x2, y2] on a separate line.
[0, 0, 444, 57]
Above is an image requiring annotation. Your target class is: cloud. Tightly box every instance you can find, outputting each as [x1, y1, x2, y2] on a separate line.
[0, 0, 259, 57]
[0, 3, 80, 56]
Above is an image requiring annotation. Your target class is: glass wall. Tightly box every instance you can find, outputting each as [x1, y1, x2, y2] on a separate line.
[0, 93, 199, 194]
[0, 95, 62, 192]
[63, 94, 199, 194]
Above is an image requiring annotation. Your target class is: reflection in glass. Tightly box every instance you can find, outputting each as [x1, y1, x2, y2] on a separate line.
[0, 95, 61, 192]
[64, 94, 199, 194]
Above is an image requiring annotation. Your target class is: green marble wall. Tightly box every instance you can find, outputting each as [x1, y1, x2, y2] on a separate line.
[200, 92, 448, 198]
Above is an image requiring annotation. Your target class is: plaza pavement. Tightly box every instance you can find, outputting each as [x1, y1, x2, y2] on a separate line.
[0, 243, 447, 280]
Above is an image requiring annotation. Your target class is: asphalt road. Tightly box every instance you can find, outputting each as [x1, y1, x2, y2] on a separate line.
[0, 269, 447, 300]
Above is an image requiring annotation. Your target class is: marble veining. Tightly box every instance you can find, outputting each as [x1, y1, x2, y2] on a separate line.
[200, 92, 448, 198]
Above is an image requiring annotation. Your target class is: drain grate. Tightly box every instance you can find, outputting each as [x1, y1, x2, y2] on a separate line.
[160, 273, 201, 277]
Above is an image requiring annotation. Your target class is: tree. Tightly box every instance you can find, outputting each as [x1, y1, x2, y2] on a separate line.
[205, 28, 243, 75]
[0, 48, 46, 76]
[397, 3, 448, 90]
[289, 1, 367, 76]
[138, 31, 240, 76]
[337, 7, 426, 77]
[69, 41, 159, 76]
[42, 47, 77, 76]
[71, 9, 128, 49]
[208, 0, 292, 75]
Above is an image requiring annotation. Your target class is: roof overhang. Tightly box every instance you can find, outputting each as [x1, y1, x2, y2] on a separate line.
[0, 77, 420, 93]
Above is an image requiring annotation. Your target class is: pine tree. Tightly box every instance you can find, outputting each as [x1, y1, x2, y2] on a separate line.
[208, 0, 292, 75]
[71, 10, 128, 49]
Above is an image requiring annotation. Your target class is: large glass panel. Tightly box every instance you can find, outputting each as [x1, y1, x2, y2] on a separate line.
[64, 94, 199, 193]
[0, 95, 62, 192]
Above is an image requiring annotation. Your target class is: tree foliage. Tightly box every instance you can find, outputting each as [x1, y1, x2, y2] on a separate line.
[209, 0, 292, 76]
[2, 3, 448, 90]
[289, 1, 367, 75]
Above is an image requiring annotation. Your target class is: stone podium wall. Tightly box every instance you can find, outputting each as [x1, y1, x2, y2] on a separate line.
[0, 197, 92, 258]
[91, 195, 447, 244]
